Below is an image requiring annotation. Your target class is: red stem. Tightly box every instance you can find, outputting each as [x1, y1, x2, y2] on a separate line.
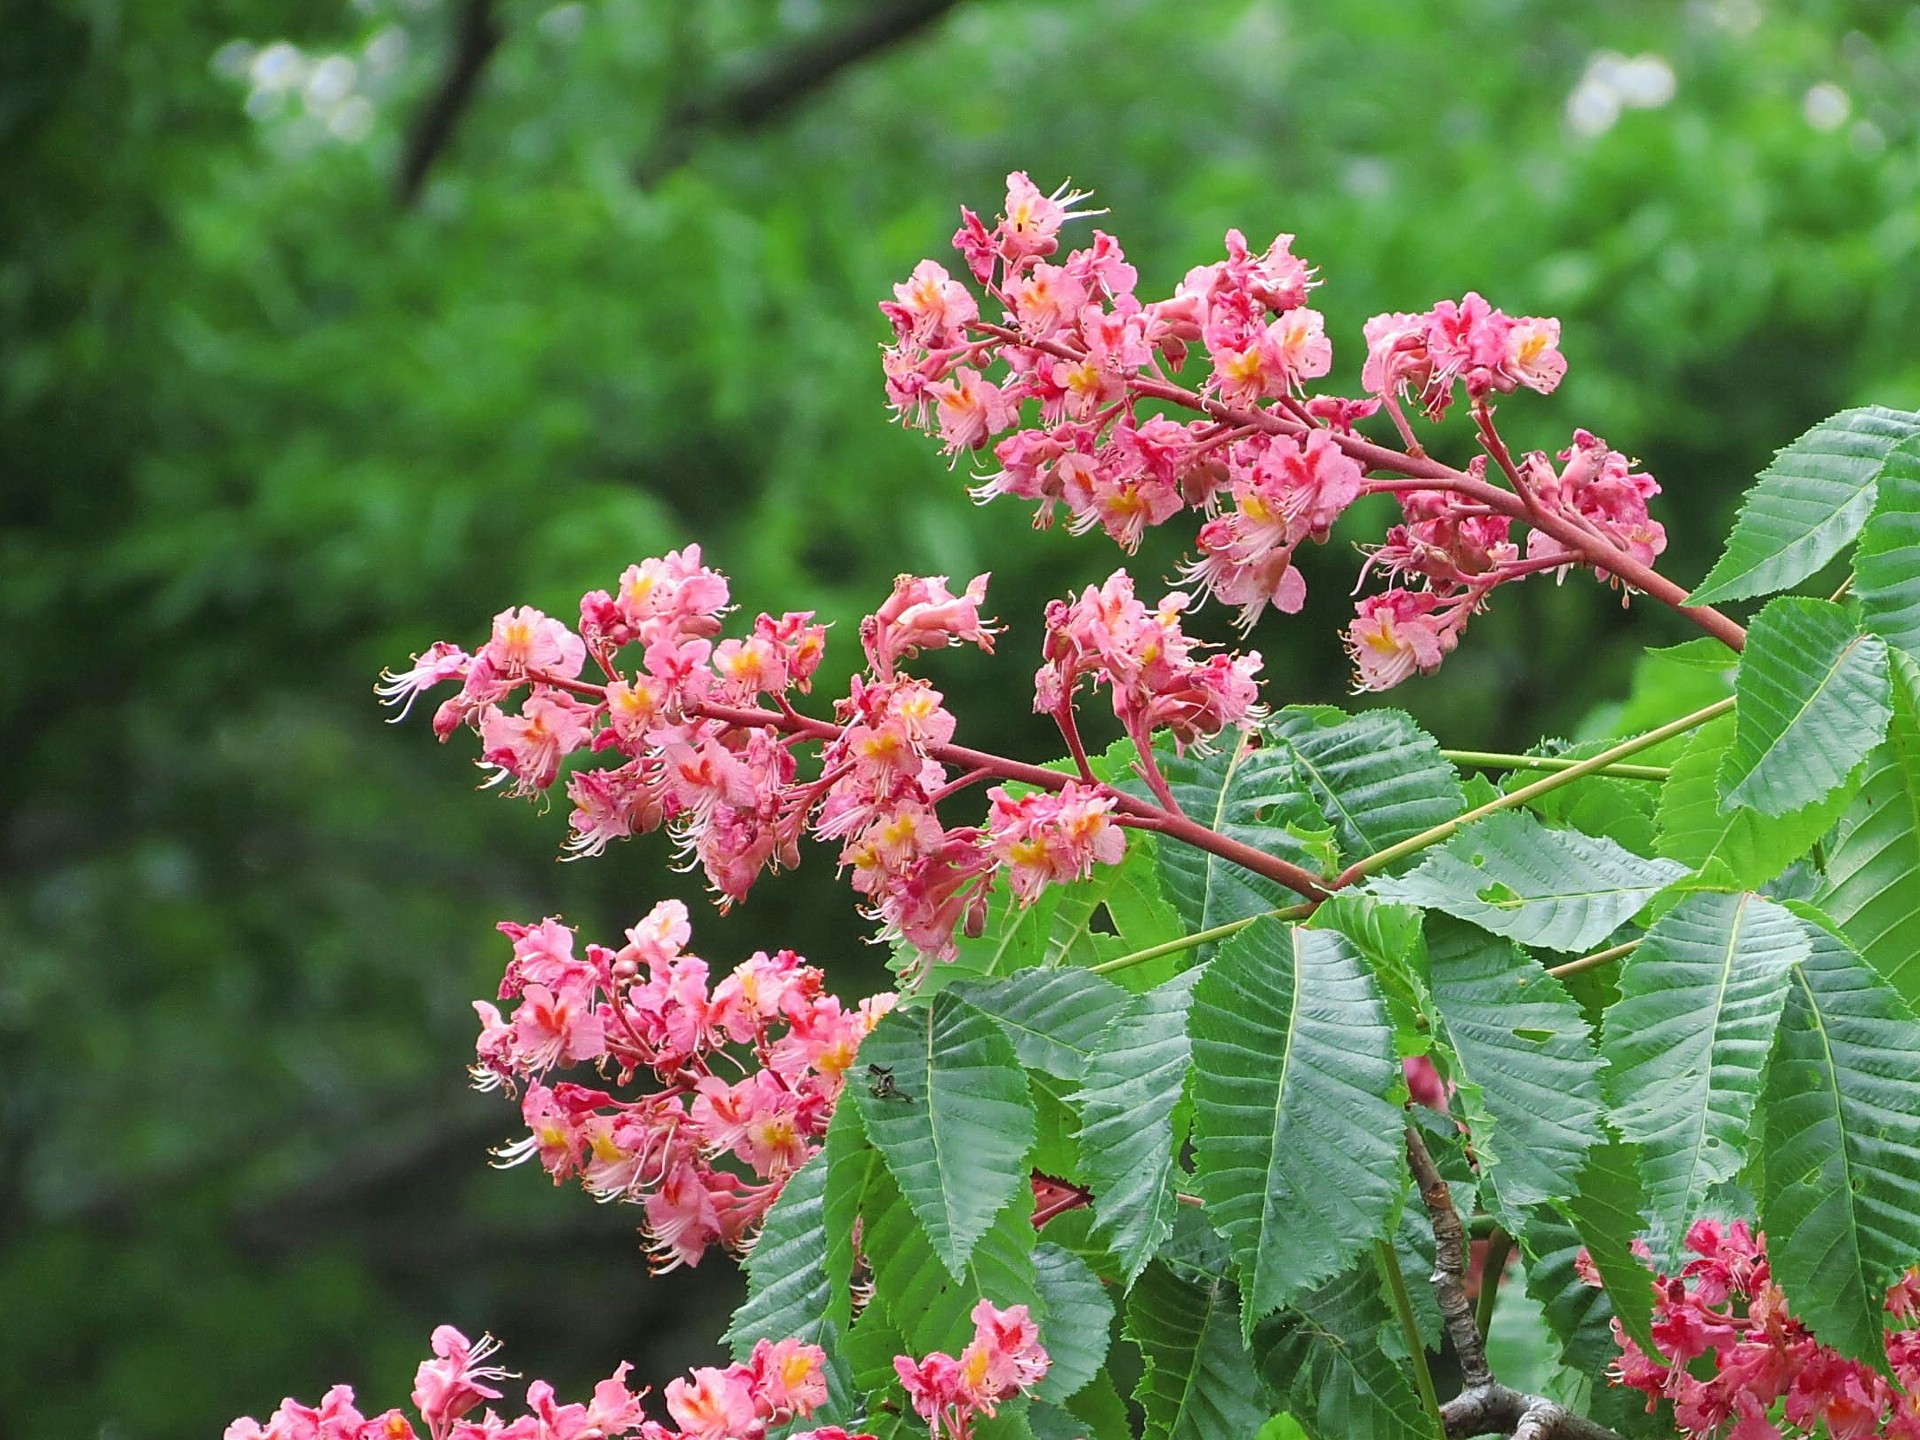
[689, 699, 1331, 901]
[966, 321, 1747, 652]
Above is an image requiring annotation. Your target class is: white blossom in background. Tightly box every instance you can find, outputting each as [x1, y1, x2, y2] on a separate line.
[208, 13, 412, 149]
[1802, 82, 1851, 132]
[1566, 51, 1678, 137]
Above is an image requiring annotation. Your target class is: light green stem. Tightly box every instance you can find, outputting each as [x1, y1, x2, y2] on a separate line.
[1337, 696, 1735, 886]
[1086, 904, 1313, 975]
[1440, 750, 1669, 782]
[1547, 938, 1641, 979]
[1086, 697, 1731, 978]
[1375, 1237, 1446, 1440]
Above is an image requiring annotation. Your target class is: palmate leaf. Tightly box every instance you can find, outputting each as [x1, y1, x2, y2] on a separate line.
[1187, 919, 1404, 1336]
[1125, 1261, 1269, 1440]
[1265, 706, 1464, 860]
[1656, 715, 1857, 891]
[1718, 598, 1890, 817]
[1029, 1242, 1115, 1403]
[1688, 406, 1920, 606]
[1555, 1137, 1658, 1355]
[1856, 438, 1920, 659]
[1760, 908, 1920, 1363]
[1154, 732, 1336, 952]
[950, 969, 1131, 1083]
[855, 993, 1037, 1279]
[1254, 1262, 1432, 1440]
[1075, 966, 1205, 1284]
[1820, 651, 1920, 1008]
[860, 1155, 1040, 1360]
[1601, 892, 1809, 1263]
[725, 1145, 842, 1357]
[1425, 917, 1605, 1227]
[1370, 809, 1685, 953]
[1522, 1208, 1621, 1381]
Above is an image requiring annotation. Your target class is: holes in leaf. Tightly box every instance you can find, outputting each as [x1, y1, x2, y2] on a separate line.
[1088, 902, 1118, 936]
[1511, 1027, 1556, 1044]
[1477, 881, 1523, 905]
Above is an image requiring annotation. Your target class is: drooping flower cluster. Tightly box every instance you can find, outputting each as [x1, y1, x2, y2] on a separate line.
[225, 1325, 862, 1440]
[1603, 1219, 1920, 1440]
[1342, 426, 1668, 690]
[382, 550, 1227, 963]
[881, 172, 1672, 692]
[892, 1301, 1052, 1440]
[473, 900, 893, 1270]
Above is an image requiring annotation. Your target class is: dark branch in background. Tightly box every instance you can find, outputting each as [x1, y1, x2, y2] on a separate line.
[1405, 1127, 1629, 1440]
[633, 0, 964, 187]
[395, 0, 503, 207]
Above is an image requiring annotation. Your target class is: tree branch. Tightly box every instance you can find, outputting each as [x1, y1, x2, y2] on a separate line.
[395, 0, 503, 207]
[633, 0, 964, 186]
[1406, 1126, 1630, 1440]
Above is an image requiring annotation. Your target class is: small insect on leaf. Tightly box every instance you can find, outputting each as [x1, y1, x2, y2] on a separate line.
[867, 1062, 913, 1103]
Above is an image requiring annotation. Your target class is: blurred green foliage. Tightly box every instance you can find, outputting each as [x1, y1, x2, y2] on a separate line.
[3, 0, 1918, 1434]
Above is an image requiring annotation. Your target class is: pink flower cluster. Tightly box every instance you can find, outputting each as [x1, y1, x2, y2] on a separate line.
[1604, 1219, 1920, 1440]
[381, 550, 1164, 962]
[1344, 427, 1667, 691]
[1360, 290, 1566, 427]
[893, 1301, 1052, 1440]
[1036, 569, 1262, 754]
[881, 172, 1673, 694]
[226, 1325, 862, 1440]
[473, 900, 894, 1270]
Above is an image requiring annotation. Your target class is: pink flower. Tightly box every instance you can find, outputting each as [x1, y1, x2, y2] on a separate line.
[1345, 589, 1454, 692]
[378, 641, 473, 721]
[996, 172, 1099, 262]
[479, 690, 597, 795]
[985, 782, 1125, 904]
[664, 1367, 758, 1440]
[883, 259, 979, 347]
[861, 574, 1000, 677]
[412, 1328, 511, 1438]
[748, 1338, 828, 1418]
[929, 367, 1017, 452]
[480, 607, 586, 682]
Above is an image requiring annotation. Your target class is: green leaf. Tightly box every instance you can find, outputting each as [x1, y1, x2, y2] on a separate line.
[1856, 437, 1920, 659]
[1188, 919, 1404, 1335]
[1075, 966, 1205, 1284]
[1266, 706, 1465, 860]
[1821, 651, 1920, 1008]
[1370, 809, 1685, 953]
[855, 994, 1038, 1278]
[724, 1145, 845, 1357]
[1126, 1262, 1269, 1440]
[1555, 1138, 1657, 1355]
[1688, 406, 1920, 606]
[1030, 1242, 1115, 1403]
[1761, 909, 1920, 1363]
[1522, 1208, 1621, 1380]
[861, 1156, 1040, 1359]
[1718, 598, 1890, 817]
[1154, 733, 1337, 951]
[1656, 715, 1856, 891]
[950, 969, 1132, 1082]
[1309, 893, 1432, 1062]
[1425, 917, 1606, 1227]
[1601, 892, 1809, 1262]
[1253, 1262, 1432, 1440]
